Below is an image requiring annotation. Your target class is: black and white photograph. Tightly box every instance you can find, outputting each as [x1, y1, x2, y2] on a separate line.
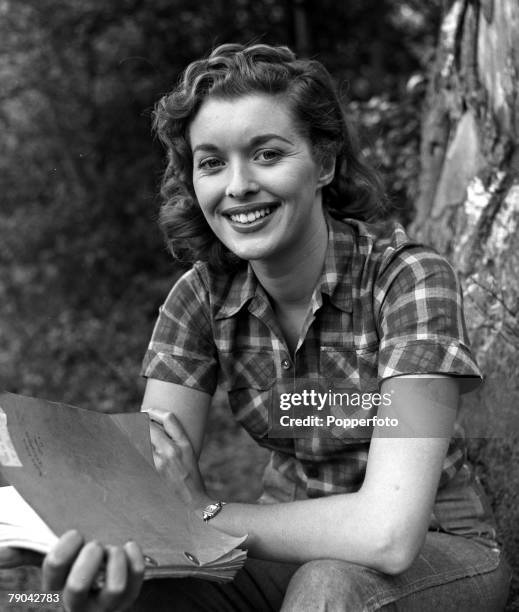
[0, 1, 518, 610]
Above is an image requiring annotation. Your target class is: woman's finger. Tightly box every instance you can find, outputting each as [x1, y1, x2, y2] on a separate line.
[42, 530, 84, 591]
[61, 540, 104, 611]
[161, 413, 191, 448]
[141, 404, 170, 427]
[96, 545, 127, 610]
[122, 541, 145, 606]
[149, 422, 177, 458]
[95, 542, 145, 612]
[149, 420, 171, 446]
[149, 413, 189, 448]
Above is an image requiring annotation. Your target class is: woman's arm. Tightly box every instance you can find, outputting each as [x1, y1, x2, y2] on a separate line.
[141, 378, 211, 458]
[144, 379, 213, 509]
[179, 375, 458, 575]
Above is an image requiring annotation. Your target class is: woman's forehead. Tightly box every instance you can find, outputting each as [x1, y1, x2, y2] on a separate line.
[188, 93, 302, 150]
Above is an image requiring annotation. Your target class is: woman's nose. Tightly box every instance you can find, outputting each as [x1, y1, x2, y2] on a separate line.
[225, 163, 259, 198]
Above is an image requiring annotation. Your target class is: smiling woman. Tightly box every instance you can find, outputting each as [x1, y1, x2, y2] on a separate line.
[189, 94, 332, 264]
[153, 44, 386, 272]
[6, 43, 510, 611]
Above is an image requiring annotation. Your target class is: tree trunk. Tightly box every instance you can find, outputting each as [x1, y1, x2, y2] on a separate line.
[411, 1, 519, 607]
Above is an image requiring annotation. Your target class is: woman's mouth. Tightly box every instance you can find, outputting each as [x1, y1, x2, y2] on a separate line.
[229, 206, 274, 225]
[222, 203, 280, 234]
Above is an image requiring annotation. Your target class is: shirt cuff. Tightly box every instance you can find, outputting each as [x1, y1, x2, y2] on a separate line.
[378, 338, 483, 394]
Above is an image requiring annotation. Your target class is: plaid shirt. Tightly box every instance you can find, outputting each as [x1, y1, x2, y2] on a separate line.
[142, 217, 494, 537]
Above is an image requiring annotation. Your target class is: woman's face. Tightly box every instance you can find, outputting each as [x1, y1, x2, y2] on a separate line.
[188, 94, 334, 264]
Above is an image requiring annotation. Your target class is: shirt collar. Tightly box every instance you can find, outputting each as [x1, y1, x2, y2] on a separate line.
[214, 264, 259, 320]
[312, 215, 353, 313]
[214, 214, 354, 320]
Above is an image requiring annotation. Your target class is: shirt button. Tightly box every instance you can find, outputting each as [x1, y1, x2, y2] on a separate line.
[281, 359, 291, 370]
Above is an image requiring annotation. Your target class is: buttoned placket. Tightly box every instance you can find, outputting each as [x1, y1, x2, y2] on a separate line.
[247, 288, 297, 381]
[248, 292, 326, 383]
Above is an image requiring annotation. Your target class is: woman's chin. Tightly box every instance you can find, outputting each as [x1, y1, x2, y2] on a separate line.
[228, 244, 273, 262]
[222, 230, 282, 262]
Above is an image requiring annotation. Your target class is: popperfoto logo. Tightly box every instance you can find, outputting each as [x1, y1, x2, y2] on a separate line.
[268, 379, 398, 439]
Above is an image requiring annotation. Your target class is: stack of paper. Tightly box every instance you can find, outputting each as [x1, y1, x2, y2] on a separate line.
[0, 392, 247, 582]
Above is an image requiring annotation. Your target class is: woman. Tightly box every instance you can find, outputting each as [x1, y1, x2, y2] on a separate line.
[6, 43, 511, 611]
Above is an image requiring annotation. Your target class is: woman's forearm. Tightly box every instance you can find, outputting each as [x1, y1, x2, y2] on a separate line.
[151, 379, 456, 576]
[199, 491, 405, 573]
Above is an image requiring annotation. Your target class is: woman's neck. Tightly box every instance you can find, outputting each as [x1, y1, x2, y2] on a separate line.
[251, 213, 328, 309]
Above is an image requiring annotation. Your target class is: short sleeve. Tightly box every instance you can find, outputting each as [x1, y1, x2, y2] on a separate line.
[374, 246, 482, 393]
[140, 267, 218, 394]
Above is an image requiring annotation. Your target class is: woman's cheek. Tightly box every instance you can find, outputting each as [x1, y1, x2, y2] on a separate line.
[194, 179, 222, 216]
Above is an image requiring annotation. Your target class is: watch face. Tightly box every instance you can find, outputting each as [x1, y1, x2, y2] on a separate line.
[203, 501, 224, 521]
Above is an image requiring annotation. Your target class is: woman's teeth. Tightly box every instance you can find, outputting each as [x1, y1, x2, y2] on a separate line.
[229, 207, 272, 224]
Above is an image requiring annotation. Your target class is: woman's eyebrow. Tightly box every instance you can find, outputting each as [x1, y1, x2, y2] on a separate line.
[192, 134, 295, 156]
[248, 134, 295, 147]
[192, 143, 219, 155]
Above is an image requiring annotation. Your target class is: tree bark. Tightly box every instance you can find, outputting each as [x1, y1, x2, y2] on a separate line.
[411, 1, 519, 606]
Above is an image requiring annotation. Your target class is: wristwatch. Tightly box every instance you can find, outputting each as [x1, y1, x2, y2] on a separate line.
[202, 501, 227, 522]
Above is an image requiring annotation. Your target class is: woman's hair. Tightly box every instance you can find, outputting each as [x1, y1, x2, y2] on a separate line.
[153, 43, 387, 271]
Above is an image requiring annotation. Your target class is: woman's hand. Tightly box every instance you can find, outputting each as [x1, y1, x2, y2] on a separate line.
[42, 530, 144, 612]
[149, 412, 210, 511]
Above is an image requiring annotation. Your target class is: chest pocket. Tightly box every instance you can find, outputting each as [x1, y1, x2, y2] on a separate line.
[220, 351, 275, 439]
[319, 346, 379, 392]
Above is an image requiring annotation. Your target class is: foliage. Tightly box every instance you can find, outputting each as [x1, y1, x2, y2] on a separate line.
[349, 91, 425, 224]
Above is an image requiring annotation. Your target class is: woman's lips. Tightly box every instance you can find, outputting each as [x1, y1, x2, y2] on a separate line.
[223, 203, 280, 233]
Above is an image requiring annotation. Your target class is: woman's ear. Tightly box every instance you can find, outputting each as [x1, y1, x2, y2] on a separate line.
[317, 155, 336, 188]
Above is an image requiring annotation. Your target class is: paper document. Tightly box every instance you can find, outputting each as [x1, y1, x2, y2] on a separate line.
[0, 392, 247, 581]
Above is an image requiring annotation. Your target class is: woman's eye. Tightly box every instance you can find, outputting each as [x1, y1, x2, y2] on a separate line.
[198, 158, 223, 170]
[256, 149, 281, 162]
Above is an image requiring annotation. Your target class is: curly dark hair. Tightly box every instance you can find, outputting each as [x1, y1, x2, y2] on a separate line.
[153, 43, 387, 271]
